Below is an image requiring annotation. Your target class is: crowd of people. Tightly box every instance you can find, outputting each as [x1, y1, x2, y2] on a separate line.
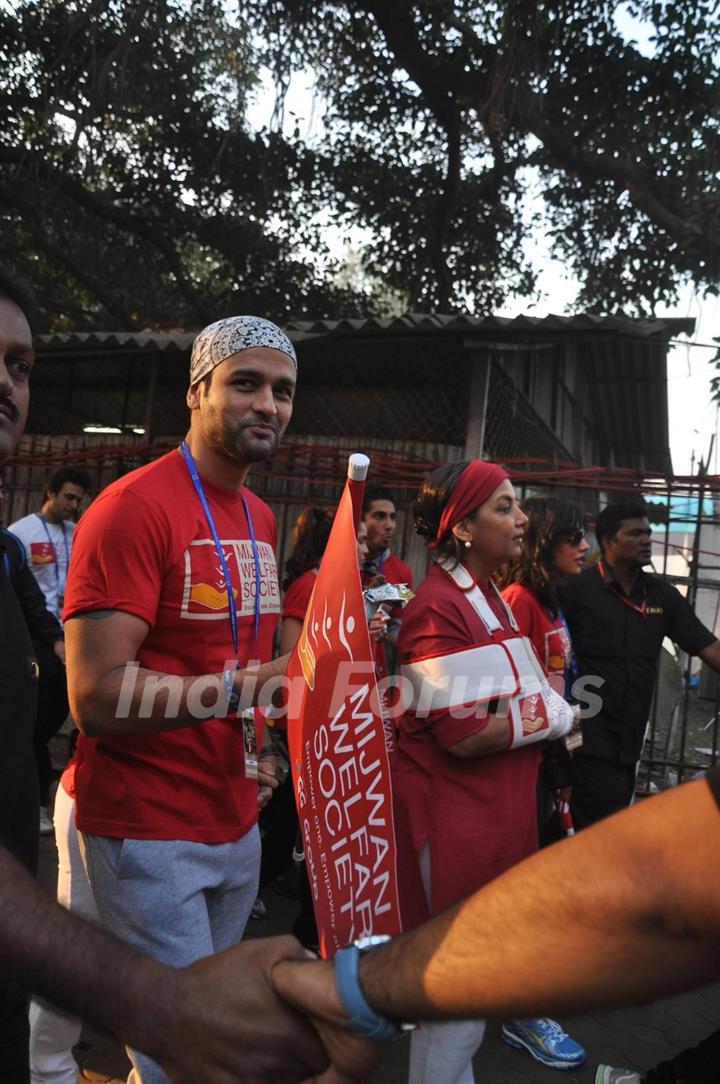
[1, 263, 719, 1084]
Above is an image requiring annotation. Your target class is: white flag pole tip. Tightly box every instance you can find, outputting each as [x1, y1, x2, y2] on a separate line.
[347, 453, 370, 481]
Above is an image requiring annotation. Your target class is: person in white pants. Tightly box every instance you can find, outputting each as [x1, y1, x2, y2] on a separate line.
[29, 763, 99, 1084]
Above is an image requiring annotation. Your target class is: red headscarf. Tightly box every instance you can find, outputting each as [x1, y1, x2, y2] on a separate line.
[429, 460, 509, 549]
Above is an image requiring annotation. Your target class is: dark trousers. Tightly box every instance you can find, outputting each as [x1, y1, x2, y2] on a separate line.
[0, 989, 29, 1084]
[643, 1028, 720, 1083]
[570, 754, 636, 830]
[259, 769, 299, 891]
[32, 641, 69, 807]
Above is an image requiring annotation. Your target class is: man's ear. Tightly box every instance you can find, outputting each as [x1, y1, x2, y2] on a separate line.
[187, 383, 201, 411]
[598, 531, 613, 553]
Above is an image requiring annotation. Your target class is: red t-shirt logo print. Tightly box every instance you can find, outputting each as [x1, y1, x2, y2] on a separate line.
[30, 541, 55, 565]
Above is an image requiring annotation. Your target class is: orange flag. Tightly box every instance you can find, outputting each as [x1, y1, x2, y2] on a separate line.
[286, 454, 401, 957]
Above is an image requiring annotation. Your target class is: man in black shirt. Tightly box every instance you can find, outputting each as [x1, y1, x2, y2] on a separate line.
[561, 499, 720, 828]
[0, 267, 44, 1081]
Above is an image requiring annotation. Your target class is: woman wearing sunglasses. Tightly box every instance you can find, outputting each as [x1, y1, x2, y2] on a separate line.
[498, 496, 589, 1067]
[500, 497, 590, 829]
[501, 496, 589, 703]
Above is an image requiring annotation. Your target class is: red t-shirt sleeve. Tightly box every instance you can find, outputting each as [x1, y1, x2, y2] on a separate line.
[63, 489, 168, 627]
[282, 571, 315, 621]
[502, 584, 544, 661]
[381, 555, 414, 588]
[398, 558, 414, 588]
[399, 594, 490, 750]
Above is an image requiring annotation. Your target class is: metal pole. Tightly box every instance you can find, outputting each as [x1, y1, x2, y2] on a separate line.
[143, 356, 159, 446]
[663, 481, 671, 576]
[120, 357, 135, 432]
[678, 442, 713, 783]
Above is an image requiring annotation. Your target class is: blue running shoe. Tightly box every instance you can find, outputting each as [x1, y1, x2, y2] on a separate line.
[501, 1018, 587, 1070]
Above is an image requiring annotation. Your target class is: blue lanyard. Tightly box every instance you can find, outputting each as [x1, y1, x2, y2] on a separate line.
[180, 442, 261, 655]
[554, 607, 579, 699]
[36, 514, 69, 590]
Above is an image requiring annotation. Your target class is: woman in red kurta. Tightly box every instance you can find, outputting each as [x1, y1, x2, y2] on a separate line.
[279, 506, 334, 654]
[392, 461, 576, 1084]
[393, 564, 542, 924]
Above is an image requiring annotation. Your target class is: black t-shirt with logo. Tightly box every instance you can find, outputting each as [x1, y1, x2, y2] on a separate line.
[0, 535, 39, 873]
[561, 564, 716, 765]
[707, 764, 720, 810]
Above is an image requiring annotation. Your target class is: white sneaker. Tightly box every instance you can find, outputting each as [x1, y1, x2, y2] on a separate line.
[39, 806, 54, 836]
[595, 1067, 642, 1084]
[250, 897, 267, 919]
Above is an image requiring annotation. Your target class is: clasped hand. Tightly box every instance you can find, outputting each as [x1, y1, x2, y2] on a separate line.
[161, 937, 384, 1084]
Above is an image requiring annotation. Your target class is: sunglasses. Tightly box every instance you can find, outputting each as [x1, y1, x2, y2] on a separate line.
[553, 529, 585, 547]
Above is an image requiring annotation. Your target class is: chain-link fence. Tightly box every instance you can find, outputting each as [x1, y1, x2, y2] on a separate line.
[484, 360, 572, 464]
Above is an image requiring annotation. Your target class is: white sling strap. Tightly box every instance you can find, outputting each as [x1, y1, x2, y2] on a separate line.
[439, 560, 519, 635]
[402, 562, 574, 744]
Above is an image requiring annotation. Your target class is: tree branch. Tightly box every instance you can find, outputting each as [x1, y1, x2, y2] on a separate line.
[23, 219, 139, 327]
[354, 0, 717, 256]
[0, 146, 214, 323]
[527, 114, 709, 246]
[354, 0, 464, 129]
[408, 106, 462, 311]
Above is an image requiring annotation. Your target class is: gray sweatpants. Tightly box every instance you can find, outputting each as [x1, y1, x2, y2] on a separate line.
[80, 828, 260, 1084]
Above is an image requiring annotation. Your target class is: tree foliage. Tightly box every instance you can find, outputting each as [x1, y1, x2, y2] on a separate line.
[1, 0, 718, 329]
[255, 0, 719, 312]
[1, 0, 372, 329]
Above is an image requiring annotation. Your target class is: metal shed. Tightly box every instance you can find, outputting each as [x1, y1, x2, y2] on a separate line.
[5, 311, 694, 581]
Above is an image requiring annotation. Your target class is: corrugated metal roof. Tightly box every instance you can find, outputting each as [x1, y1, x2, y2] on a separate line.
[38, 330, 196, 351]
[284, 312, 695, 342]
[32, 312, 691, 473]
[37, 311, 695, 351]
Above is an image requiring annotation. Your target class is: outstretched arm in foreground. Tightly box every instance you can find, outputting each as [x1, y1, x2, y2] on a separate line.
[0, 846, 339, 1084]
[274, 777, 720, 1078]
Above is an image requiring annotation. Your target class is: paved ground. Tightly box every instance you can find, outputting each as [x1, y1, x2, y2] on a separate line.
[36, 829, 719, 1084]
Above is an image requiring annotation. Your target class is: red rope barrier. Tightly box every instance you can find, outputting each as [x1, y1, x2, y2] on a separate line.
[7, 443, 720, 504]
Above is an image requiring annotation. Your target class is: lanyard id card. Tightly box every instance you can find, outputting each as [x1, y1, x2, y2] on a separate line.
[37, 515, 69, 609]
[241, 708, 258, 779]
[180, 442, 262, 778]
[597, 560, 648, 616]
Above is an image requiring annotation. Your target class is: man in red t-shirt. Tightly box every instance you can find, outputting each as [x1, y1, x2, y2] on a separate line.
[360, 485, 413, 590]
[360, 487, 413, 677]
[64, 316, 299, 1084]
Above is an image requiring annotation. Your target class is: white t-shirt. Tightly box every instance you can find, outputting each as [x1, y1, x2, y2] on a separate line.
[8, 513, 76, 621]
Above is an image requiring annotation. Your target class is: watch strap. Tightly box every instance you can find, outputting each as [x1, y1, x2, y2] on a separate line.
[335, 943, 402, 1041]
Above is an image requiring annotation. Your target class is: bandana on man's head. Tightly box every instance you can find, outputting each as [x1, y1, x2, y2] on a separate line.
[189, 315, 297, 385]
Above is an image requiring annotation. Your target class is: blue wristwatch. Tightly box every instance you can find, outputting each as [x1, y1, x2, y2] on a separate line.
[335, 934, 416, 1041]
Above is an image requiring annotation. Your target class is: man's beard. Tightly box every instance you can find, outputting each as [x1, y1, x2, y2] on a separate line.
[219, 418, 281, 464]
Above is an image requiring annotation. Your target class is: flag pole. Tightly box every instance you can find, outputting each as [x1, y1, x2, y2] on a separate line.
[347, 452, 370, 528]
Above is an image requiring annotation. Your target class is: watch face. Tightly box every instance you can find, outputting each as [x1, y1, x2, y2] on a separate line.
[354, 934, 392, 951]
